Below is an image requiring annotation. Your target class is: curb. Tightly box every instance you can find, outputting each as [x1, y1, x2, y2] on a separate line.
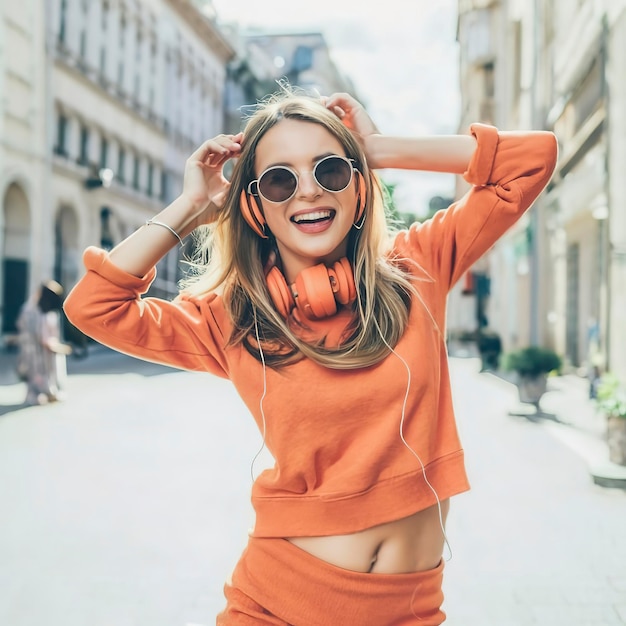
[589, 462, 626, 489]
[480, 367, 626, 491]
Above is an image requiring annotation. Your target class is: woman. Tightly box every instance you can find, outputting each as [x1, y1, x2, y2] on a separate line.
[17, 280, 72, 405]
[64, 90, 557, 624]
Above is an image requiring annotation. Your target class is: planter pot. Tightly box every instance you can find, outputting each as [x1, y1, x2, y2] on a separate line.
[607, 416, 626, 466]
[517, 374, 548, 407]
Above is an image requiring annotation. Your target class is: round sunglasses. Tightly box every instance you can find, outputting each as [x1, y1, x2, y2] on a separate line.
[248, 155, 356, 204]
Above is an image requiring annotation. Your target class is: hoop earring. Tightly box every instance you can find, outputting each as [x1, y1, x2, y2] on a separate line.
[353, 212, 366, 230]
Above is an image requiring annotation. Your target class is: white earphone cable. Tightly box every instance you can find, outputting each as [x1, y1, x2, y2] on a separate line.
[373, 319, 453, 562]
[250, 307, 268, 483]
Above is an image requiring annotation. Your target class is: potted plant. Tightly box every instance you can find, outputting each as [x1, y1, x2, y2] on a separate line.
[595, 373, 626, 466]
[502, 346, 562, 413]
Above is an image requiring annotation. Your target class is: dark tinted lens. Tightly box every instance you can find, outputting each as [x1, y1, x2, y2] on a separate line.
[258, 167, 297, 202]
[315, 157, 352, 192]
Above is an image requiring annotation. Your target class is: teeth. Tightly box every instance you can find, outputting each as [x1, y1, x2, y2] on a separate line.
[292, 210, 332, 223]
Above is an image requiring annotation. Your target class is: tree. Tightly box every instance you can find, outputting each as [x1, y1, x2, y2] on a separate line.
[380, 180, 419, 229]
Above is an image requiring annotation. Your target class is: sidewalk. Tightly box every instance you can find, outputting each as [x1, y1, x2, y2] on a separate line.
[444, 357, 626, 625]
[0, 347, 23, 386]
[448, 340, 626, 490]
[486, 363, 626, 489]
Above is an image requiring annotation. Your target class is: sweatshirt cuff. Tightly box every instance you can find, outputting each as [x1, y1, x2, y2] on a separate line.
[463, 123, 499, 186]
[83, 246, 157, 293]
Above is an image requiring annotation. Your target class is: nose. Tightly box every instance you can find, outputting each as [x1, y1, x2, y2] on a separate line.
[296, 170, 322, 199]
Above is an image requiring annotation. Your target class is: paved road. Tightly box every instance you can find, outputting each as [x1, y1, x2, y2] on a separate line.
[0, 351, 624, 625]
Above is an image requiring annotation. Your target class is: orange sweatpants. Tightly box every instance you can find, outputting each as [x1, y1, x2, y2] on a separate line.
[216, 536, 446, 626]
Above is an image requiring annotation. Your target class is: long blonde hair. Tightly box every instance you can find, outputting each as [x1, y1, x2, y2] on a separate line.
[182, 90, 417, 369]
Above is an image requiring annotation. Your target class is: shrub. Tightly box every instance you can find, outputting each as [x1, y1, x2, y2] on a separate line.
[502, 346, 562, 378]
[596, 373, 626, 419]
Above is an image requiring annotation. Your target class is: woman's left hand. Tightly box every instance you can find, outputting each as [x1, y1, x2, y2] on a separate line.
[324, 93, 379, 135]
[324, 93, 382, 166]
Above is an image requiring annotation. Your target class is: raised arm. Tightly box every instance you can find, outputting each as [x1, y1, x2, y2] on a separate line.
[324, 93, 477, 173]
[107, 133, 243, 277]
[62, 133, 244, 375]
[397, 124, 558, 290]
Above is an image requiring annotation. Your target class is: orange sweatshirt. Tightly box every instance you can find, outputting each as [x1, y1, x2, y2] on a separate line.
[64, 124, 557, 538]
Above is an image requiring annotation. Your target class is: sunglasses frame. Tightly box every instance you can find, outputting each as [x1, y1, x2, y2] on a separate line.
[248, 154, 356, 204]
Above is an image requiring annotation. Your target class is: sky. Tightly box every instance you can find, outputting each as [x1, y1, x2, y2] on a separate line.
[210, 0, 461, 215]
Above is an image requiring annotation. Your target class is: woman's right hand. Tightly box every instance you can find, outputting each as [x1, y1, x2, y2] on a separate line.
[181, 132, 244, 229]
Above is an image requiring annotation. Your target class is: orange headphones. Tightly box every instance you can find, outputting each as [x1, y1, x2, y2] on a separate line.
[266, 258, 357, 320]
[239, 170, 368, 239]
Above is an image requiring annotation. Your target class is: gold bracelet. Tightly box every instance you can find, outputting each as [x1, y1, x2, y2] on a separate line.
[145, 219, 184, 246]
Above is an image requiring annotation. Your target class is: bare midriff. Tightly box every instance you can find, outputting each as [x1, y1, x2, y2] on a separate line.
[286, 499, 449, 574]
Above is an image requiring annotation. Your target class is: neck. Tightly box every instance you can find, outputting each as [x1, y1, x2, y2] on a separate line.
[275, 244, 349, 285]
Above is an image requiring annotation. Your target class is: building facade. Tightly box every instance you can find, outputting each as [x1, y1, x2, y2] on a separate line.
[0, 0, 48, 340]
[0, 1, 361, 346]
[0, 0, 234, 344]
[48, 0, 234, 301]
[224, 29, 355, 135]
[455, 0, 626, 381]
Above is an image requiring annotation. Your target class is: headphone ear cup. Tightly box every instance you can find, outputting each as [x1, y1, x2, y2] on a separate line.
[295, 264, 338, 320]
[354, 170, 367, 225]
[267, 258, 356, 321]
[329, 258, 357, 305]
[266, 266, 294, 318]
[239, 190, 268, 239]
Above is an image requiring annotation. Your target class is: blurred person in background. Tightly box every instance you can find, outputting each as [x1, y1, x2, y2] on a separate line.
[17, 280, 72, 406]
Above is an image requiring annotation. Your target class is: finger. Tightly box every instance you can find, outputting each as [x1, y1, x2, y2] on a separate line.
[192, 135, 241, 163]
[208, 152, 232, 169]
[325, 93, 355, 111]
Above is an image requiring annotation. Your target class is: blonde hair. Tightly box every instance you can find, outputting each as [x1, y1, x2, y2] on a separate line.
[182, 89, 418, 369]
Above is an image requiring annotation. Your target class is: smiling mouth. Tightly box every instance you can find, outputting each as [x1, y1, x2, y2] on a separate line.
[291, 209, 335, 224]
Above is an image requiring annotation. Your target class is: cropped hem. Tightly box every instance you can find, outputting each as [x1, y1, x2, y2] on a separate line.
[251, 449, 470, 537]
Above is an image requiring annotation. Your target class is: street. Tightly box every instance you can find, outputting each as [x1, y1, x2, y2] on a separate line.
[0, 350, 625, 626]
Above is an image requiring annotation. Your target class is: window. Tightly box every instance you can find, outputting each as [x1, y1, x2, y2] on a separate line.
[80, 30, 87, 60]
[132, 154, 140, 190]
[101, 2, 108, 31]
[100, 47, 106, 76]
[59, 0, 68, 44]
[100, 207, 114, 251]
[79, 1, 88, 59]
[54, 113, 68, 157]
[100, 137, 108, 169]
[147, 162, 154, 196]
[134, 73, 140, 101]
[160, 169, 168, 202]
[117, 16, 126, 90]
[78, 125, 90, 165]
[118, 147, 126, 184]
[566, 243, 580, 365]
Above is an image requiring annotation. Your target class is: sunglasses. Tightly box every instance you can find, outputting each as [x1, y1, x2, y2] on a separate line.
[248, 155, 356, 204]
